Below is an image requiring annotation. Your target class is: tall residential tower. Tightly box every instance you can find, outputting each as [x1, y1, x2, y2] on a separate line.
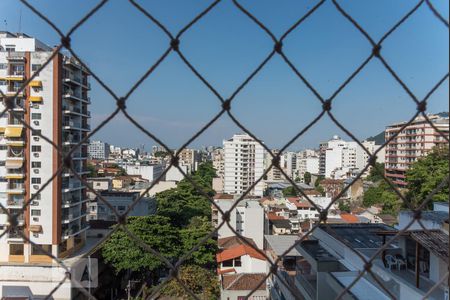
[223, 134, 265, 196]
[0, 32, 91, 264]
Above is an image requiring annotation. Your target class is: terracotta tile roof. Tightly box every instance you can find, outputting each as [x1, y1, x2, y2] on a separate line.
[267, 212, 285, 220]
[222, 273, 267, 291]
[340, 213, 359, 223]
[216, 245, 266, 263]
[304, 189, 322, 196]
[218, 236, 257, 249]
[287, 197, 312, 209]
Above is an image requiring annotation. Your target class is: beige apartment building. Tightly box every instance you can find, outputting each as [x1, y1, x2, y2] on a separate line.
[385, 114, 449, 186]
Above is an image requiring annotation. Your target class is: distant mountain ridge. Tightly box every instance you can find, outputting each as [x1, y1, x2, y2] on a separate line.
[365, 112, 448, 145]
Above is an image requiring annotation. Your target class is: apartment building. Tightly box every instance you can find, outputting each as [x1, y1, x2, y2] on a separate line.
[0, 32, 93, 299]
[212, 195, 264, 249]
[385, 114, 449, 186]
[319, 136, 382, 179]
[88, 140, 110, 160]
[124, 163, 164, 182]
[0, 32, 91, 263]
[265, 149, 283, 181]
[176, 148, 200, 172]
[223, 134, 265, 196]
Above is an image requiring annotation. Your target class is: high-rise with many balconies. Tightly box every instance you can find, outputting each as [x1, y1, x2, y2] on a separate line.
[385, 114, 449, 187]
[223, 134, 265, 196]
[0, 32, 91, 264]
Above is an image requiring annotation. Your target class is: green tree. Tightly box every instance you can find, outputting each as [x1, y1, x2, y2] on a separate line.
[86, 163, 98, 177]
[180, 216, 217, 267]
[159, 265, 220, 300]
[366, 162, 385, 182]
[304, 172, 312, 185]
[282, 186, 297, 197]
[363, 181, 402, 215]
[406, 145, 449, 208]
[102, 216, 180, 273]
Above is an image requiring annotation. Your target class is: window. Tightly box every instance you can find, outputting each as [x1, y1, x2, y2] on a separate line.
[31, 64, 42, 71]
[31, 113, 41, 120]
[31, 210, 41, 216]
[234, 257, 242, 267]
[31, 193, 41, 200]
[0, 63, 7, 70]
[117, 205, 126, 211]
[9, 244, 24, 255]
[32, 130, 41, 136]
[222, 259, 233, 267]
[31, 244, 51, 255]
[31, 178, 41, 184]
[32, 146, 41, 152]
[32, 162, 41, 168]
[0, 146, 7, 151]
[0, 80, 6, 86]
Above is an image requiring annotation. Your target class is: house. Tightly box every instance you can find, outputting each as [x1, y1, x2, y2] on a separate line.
[216, 244, 266, 274]
[220, 273, 267, 300]
[112, 176, 133, 190]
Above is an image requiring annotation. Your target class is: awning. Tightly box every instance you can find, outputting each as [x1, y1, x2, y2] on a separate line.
[29, 96, 43, 102]
[4, 127, 23, 138]
[6, 141, 25, 147]
[0, 126, 5, 132]
[29, 225, 42, 233]
[29, 81, 42, 87]
[5, 159, 24, 169]
[5, 174, 24, 179]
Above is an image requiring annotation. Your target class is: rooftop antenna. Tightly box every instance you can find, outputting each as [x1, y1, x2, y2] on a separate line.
[18, 8, 22, 34]
[3, 19, 7, 31]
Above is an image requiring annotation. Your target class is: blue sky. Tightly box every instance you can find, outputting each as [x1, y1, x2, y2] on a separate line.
[1, 0, 448, 150]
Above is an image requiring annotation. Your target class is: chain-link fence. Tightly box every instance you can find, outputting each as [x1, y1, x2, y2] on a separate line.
[0, 0, 448, 299]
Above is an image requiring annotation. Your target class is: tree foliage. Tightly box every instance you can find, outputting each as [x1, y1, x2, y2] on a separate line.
[102, 216, 180, 273]
[363, 181, 401, 215]
[304, 172, 311, 185]
[282, 186, 297, 197]
[406, 146, 449, 208]
[366, 162, 385, 182]
[159, 265, 220, 300]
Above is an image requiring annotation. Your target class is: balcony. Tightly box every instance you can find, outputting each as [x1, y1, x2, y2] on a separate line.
[5, 70, 25, 81]
[6, 52, 26, 61]
[6, 197, 23, 208]
[6, 183, 25, 194]
[7, 228, 24, 240]
[5, 169, 25, 179]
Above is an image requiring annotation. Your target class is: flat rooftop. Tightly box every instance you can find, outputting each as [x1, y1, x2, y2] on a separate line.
[319, 224, 398, 249]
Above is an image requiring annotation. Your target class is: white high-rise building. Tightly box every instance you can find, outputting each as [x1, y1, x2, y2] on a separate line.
[320, 135, 382, 178]
[0, 32, 92, 298]
[223, 134, 265, 196]
[88, 140, 109, 160]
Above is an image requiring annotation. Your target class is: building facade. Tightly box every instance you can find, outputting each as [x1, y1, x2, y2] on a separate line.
[0, 32, 90, 263]
[385, 114, 449, 186]
[223, 134, 265, 196]
[88, 140, 109, 160]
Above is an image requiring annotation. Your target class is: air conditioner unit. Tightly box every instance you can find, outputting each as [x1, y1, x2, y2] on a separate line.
[33, 185, 39, 190]
[33, 169, 39, 174]
[33, 217, 39, 222]
[34, 153, 40, 158]
[33, 233, 39, 238]
[33, 121, 39, 126]
[33, 136, 40, 141]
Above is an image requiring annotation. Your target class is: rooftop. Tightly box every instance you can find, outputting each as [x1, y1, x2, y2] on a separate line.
[264, 235, 302, 257]
[409, 230, 449, 263]
[221, 273, 267, 291]
[216, 245, 266, 263]
[400, 210, 448, 224]
[319, 224, 398, 249]
[218, 236, 257, 249]
[270, 218, 292, 229]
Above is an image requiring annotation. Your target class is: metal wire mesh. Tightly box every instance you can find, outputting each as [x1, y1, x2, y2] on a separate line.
[0, 0, 448, 299]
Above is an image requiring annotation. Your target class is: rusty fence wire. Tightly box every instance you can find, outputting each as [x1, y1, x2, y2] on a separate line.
[0, 0, 449, 299]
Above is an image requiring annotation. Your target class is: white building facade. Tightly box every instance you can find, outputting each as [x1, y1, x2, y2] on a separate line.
[223, 134, 265, 196]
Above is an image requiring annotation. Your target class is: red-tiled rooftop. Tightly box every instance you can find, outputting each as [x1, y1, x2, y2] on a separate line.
[340, 213, 360, 223]
[266, 212, 286, 221]
[216, 245, 266, 263]
[287, 197, 313, 208]
[218, 236, 257, 249]
[222, 273, 267, 291]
